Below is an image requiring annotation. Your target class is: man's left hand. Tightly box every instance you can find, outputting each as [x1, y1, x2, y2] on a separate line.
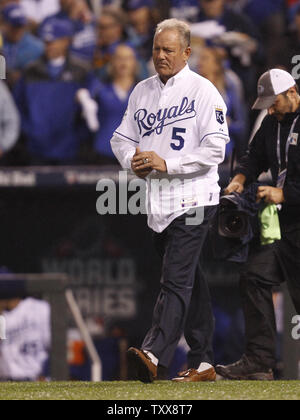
[132, 150, 167, 173]
[256, 186, 285, 205]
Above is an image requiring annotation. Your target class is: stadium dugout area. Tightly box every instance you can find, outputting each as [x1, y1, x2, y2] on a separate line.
[0, 272, 102, 381]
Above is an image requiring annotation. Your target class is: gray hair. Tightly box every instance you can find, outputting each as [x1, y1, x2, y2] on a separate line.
[154, 19, 191, 50]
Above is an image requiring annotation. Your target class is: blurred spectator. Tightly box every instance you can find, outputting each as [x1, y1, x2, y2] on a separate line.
[198, 46, 247, 160]
[86, 44, 139, 164]
[0, 296, 50, 381]
[20, 0, 60, 31]
[287, 0, 300, 7]
[88, 0, 122, 16]
[228, 0, 285, 70]
[14, 17, 90, 165]
[93, 6, 128, 78]
[228, 0, 284, 22]
[1, 3, 44, 87]
[287, 0, 300, 20]
[126, 0, 156, 62]
[281, 4, 300, 75]
[93, 5, 148, 81]
[0, 80, 20, 160]
[191, 0, 263, 103]
[0, 0, 19, 9]
[0, 0, 60, 32]
[168, 0, 199, 22]
[43, 0, 97, 63]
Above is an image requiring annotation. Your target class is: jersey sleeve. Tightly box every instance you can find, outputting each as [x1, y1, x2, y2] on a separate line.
[198, 91, 230, 145]
[110, 86, 140, 170]
[166, 88, 230, 175]
[113, 85, 140, 146]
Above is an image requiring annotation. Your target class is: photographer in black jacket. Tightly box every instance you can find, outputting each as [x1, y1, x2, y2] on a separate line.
[216, 69, 300, 380]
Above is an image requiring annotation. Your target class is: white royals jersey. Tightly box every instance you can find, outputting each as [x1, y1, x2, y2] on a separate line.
[111, 65, 230, 233]
[0, 298, 50, 380]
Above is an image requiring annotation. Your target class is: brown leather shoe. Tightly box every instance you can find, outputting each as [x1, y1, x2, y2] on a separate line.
[172, 367, 216, 382]
[127, 347, 157, 383]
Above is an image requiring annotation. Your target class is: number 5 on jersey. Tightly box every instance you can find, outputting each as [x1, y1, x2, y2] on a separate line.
[171, 127, 186, 151]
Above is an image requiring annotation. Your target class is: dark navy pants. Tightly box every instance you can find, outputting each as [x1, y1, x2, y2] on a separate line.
[142, 206, 217, 369]
[240, 225, 300, 368]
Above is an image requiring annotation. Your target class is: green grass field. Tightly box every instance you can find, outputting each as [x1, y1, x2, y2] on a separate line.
[0, 380, 299, 400]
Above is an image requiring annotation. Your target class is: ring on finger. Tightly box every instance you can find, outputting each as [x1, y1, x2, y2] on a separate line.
[143, 158, 150, 164]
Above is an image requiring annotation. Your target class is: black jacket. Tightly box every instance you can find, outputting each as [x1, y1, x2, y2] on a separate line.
[235, 108, 300, 228]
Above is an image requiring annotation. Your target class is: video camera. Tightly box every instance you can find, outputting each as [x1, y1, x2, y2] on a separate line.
[209, 184, 260, 263]
[218, 194, 250, 239]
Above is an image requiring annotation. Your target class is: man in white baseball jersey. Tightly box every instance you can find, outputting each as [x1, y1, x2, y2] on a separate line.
[111, 18, 230, 383]
[0, 297, 50, 381]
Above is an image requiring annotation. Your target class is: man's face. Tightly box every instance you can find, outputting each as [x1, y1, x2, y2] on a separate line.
[268, 92, 295, 121]
[111, 45, 137, 78]
[2, 22, 26, 43]
[45, 37, 70, 60]
[60, 0, 74, 12]
[198, 47, 220, 78]
[129, 7, 151, 36]
[152, 29, 190, 84]
[97, 14, 122, 47]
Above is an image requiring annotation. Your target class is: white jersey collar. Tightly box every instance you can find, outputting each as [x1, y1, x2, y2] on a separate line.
[156, 64, 190, 88]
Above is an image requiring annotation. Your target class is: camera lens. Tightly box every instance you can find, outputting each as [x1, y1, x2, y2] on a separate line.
[224, 214, 244, 235]
[218, 210, 248, 238]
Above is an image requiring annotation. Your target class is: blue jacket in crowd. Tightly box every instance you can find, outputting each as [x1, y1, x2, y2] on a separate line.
[14, 55, 89, 162]
[3, 32, 44, 71]
[89, 78, 135, 158]
[42, 11, 97, 62]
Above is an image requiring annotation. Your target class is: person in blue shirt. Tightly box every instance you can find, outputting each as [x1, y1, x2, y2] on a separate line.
[240, 0, 284, 27]
[1, 3, 44, 87]
[88, 43, 139, 164]
[41, 0, 97, 63]
[126, 0, 156, 63]
[14, 17, 90, 164]
[93, 6, 128, 80]
[93, 5, 149, 84]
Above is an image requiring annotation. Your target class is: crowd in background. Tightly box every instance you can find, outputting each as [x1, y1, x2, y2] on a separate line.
[0, 0, 299, 167]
